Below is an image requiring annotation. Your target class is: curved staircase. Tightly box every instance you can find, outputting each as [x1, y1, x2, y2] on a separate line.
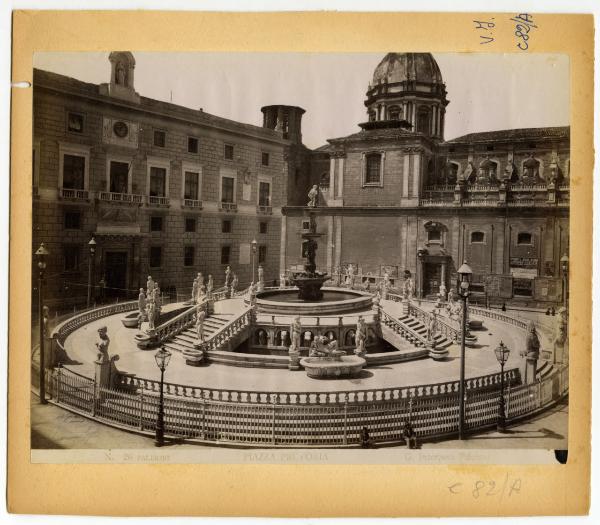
[162, 313, 233, 355]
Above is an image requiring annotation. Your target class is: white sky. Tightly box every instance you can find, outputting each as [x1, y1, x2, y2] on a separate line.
[34, 52, 569, 149]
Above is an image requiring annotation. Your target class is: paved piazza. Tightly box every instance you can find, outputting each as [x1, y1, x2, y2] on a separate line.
[63, 298, 546, 393]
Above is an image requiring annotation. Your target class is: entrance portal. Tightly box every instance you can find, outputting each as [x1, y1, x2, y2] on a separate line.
[423, 263, 442, 297]
[104, 251, 128, 298]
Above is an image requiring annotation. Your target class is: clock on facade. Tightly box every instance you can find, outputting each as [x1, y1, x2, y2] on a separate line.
[113, 120, 129, 138]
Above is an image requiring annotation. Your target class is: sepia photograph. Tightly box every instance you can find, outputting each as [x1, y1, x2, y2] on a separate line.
[29, 50, 571, 459]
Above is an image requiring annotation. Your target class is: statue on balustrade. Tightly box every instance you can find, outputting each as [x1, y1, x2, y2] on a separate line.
[146, 300, 156, 331]
[345, 264, 355, 288]
[197, 272, 204, 288]
[553, 307, 568, 365]
[191, 278, 199, 304]
[307, 184, 319, 207]
[153, 283, 162, 315]
[464, 162, 476, 184]
[427, 312, 438, 342]
[248, 281, 257, 306]
[138, 288, 147, 316]
[362, 278, 371, 292]
[225, 265, 232, 288]
[207, 275, 214, 296]
[521, 321, 541, 384]
[195, 305, 206, 342]
[146, 275, 155, 295]
[196, 283, 206, 304]
[290, 315, 302, 353]
[258, 265, 265, 292]
[439, 283, 447, 304]
[334, 265, 342, 287]
[96, 326, 111, 364]
[355, 316, 367, 357]
[279, 273, 287, 289]
[403, 277, 414, 300]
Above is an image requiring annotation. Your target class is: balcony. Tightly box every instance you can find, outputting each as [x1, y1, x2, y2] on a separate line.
[257, 205, 273, 215]
[147, 195, 170, 207]
[60, 187, 89, 200]
[219, 202, 238, 212]
[99, 191, 143, 204]
[182, 199, 203, 209]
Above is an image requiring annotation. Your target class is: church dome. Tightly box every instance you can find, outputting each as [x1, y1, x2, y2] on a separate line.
[372, 53, 443, 86]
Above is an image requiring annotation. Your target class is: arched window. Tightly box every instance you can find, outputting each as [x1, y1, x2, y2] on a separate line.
[470, 231, 485, 244]
[388, 106, 402, 120]
[417, 108, 430, 134]
[254, 329, 268, 346]
[517, 232, 533, 245]
[344, 330, 356, 347]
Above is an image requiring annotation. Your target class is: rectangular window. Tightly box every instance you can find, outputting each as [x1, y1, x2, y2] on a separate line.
[261, 152, 270, 166]
[258, 181, 271, 206]
[64, 211, 81, 230]
[187, 136, 199, 153]
[149, 246, 162, 268]
[62, 154, 86, 189]
[222, 219, 232, 233]
[258, 245, 267, 264]
[67, 112, 84, 133]
[221, 176, 235, 203]
[109, 160, 129, 194]
[517, 232, 533, 245]
[224, 144, 234, 160]
[153, 130, 166, 147]
[63, 245, 80, 272]
[184, 246, 195, 266]
[259, 221, 268, 234]
[184, 171, 199, 200]
[221, 245, 231, 265]
[365, 153, 381, 184]
[428, 230, 441, 242]
[185, 218, 196, 233]
[149, 166, 167, 197]
[150, 216, 163, 232]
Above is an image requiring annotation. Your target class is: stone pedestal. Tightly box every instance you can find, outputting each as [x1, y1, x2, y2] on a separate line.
[185, 342, 206, 366]
[135, 329, 158, 349]
[288, 348, 301, 370]
[524, 357, 538, 384]
[427, 343, 448, 361]
[94, 359, 111, 403]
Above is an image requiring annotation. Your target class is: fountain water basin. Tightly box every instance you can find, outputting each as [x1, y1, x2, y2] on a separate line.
[300, 354, 366, 378]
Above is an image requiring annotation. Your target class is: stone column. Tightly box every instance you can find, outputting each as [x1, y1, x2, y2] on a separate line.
[279, 215, 287, 276]
[329, 156, 336, 197]
[441, 261, 447, 290]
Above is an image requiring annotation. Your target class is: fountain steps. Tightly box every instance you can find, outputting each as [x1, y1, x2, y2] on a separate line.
[397, 315, 454, 349]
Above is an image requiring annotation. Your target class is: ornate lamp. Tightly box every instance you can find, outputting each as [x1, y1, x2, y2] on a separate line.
[456, 260, 472, 440]
[87, 236, 97, 307]
[35, 242, 49, 404]
[560, 254, 569, 309]
[154, 346, 172, 446]
[251, 238, 258, 284]
[494, 341, 511, 432]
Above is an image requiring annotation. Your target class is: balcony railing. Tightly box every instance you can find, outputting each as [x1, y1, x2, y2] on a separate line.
[60, 187, 89, 200]
[510, 183, 548, 192]
[182, 199, 203, 209]
[257, 205, 272, 215]
[220, 202, 238, 212]
[423, 184, 455, 192]
[147, 195, 170, 206]
[99, 191, 143, 204]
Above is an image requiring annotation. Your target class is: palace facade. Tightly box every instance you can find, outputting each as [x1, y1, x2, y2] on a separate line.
[32, 52, 569, 307]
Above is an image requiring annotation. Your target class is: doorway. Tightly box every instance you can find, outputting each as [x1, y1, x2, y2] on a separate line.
[104, 251, 128, 298]
[423, 263, 442, 297]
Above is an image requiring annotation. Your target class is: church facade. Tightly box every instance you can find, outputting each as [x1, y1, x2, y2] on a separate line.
[32, 52, 569, 308]
[282, 53, 570, 306]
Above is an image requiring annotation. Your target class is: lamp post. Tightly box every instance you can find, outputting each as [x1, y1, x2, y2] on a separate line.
[87, 236, 97, 308]
[560, 254, 569, 309]
[457, 260, 472, 440]
[154, 346, 172, 447]
[251, 238, 258, 284]
[494, 341, 511, 432]
[35, 242, 49, 404]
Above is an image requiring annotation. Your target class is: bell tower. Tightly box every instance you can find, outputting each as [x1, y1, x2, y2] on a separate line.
[99, 51, 140, 104]
[261, 105, 305, 144]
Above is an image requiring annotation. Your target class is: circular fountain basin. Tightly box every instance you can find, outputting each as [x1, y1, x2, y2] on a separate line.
[251, 287, 373, 315]
[300, 355, 366, 378]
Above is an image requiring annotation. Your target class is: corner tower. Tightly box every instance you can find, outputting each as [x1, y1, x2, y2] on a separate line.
[261, 105, 306, 144]
[363, 53, 448, 141]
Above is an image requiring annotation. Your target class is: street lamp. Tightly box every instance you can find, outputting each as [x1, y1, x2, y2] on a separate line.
[457, 260, 472, 440]
[560, 254, 569, 309]
[35, 242, 49, 404]
[154, 346, 172, 447]
[87, 236, 97, 308]
[494, 341, 511, 432]
[251, 238, 258, 284]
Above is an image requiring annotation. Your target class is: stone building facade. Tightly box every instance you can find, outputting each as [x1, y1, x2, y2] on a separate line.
[282, 53, 569, 306]
[33, 52, 306, 306]
[32, 51, 569, 308]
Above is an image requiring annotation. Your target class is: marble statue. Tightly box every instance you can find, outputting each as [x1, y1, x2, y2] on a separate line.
[153, 283, 162, 313]
[146, 275, 155, 295]
[373, 291, 381, 309]
[334, 266, 341, 287]
[197, 272, 204, 287]
[521, 321, 541, 383]
[345, 264, 355, 288]
[95, 326, 110, 363]
[439, 283, 447, 303]
[138, 288, 147, 315]
[309, 335, 342, 358]
[207, 275, 214, 295]
[427, 312, 437, 342]
[363, 279, 371, 292]
[355, 316, 367, 357]
[191, 278, 198, 304]
[307, 184, 319, 207]
[257, 265, 265, 292]
[230, 274, 238, 296]
[279, 273, 287, 289]
[116, 62, 127, 85]
[146, 301, 156, 331]
[195, 306, 206, 342]
[224, 266, 232, 288]
[290, 315, 302, 352]
[447, 287, 455, 304]
[248, 281, 257, 306]
[554, 307, 568, 364]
